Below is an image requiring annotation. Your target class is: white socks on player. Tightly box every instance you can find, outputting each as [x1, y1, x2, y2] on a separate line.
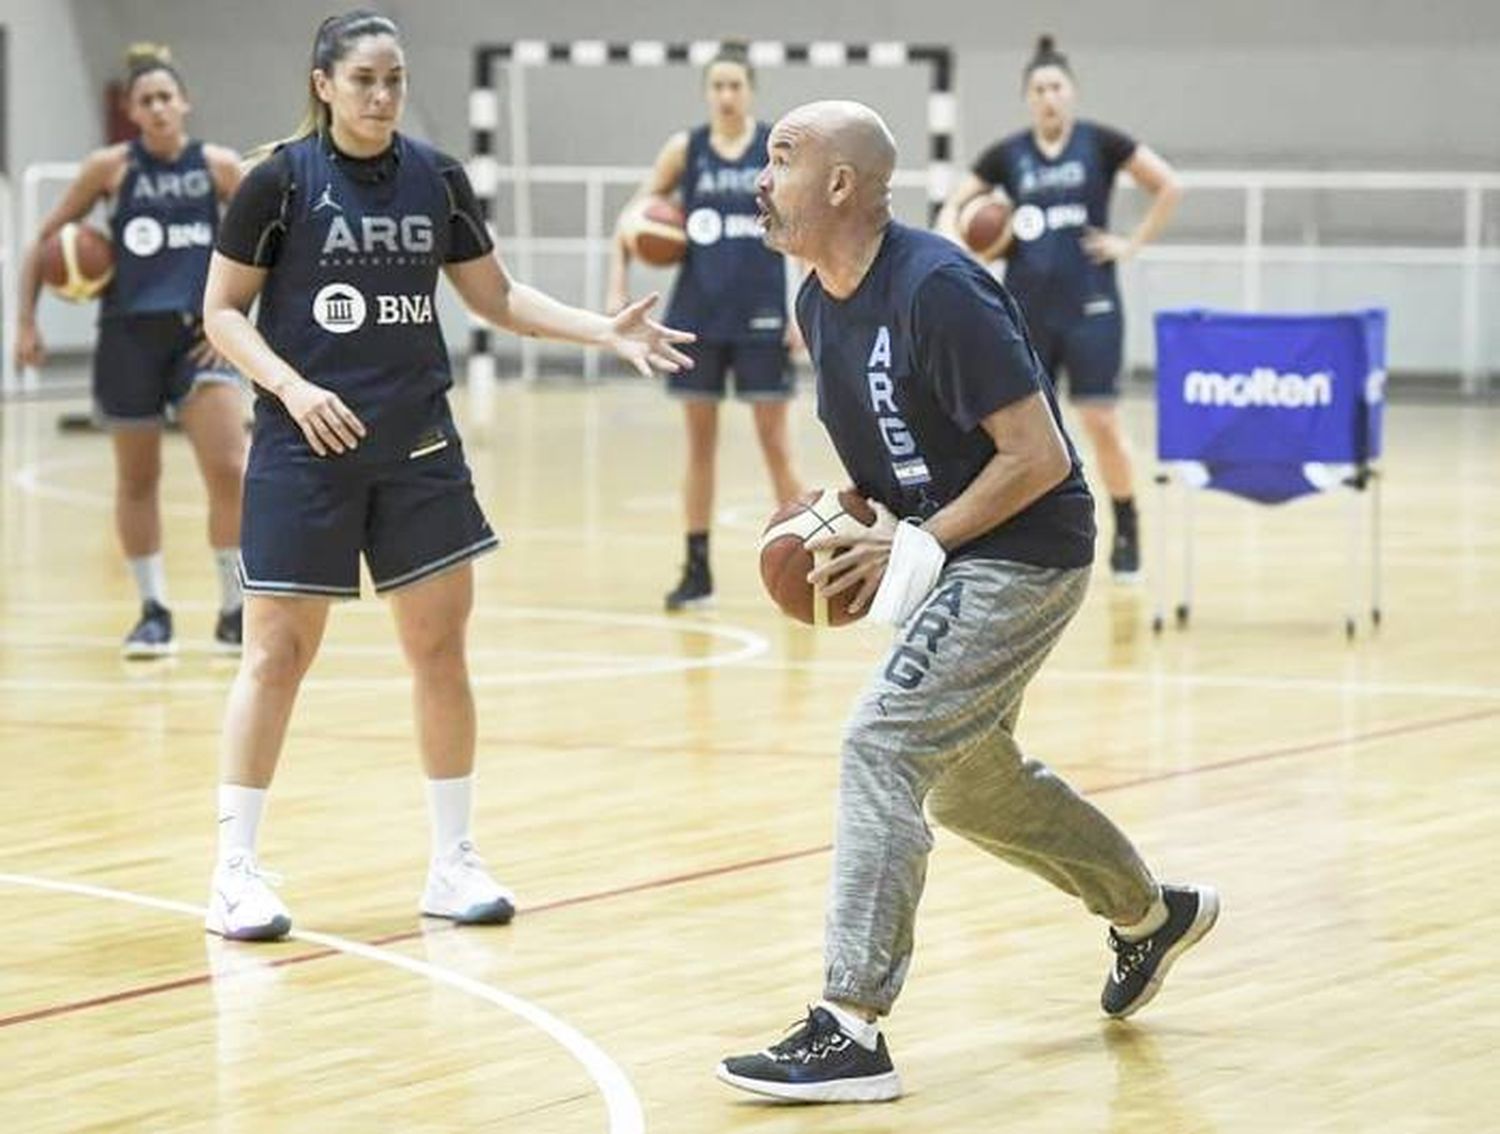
[217, 783, 267, 861]
[426, 773, 475, 858]
[1114, 887, 1170, 942]
[128, 552, 169, 606]
[214, 548, 243, 614]
[819, 999, 881, 1051]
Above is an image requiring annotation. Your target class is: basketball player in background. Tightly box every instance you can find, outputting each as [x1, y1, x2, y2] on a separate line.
[15, 45, 248, 656]
[717, 100, 1216, 1102]
[607, 44, 804, 611]
[938, 34, 1181, 581]
[200, 11, 692, 941]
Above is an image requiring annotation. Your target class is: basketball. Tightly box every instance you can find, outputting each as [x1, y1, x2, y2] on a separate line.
[39, 221, 115, 302]
[629, 196, 688, 266]
[759, 488, 879, 627]
[959, 195, 1013, 261]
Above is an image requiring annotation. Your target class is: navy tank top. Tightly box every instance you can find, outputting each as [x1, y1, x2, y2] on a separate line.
[253, 133, 454, 462]
[105, 139, 217, 317]
[664, 122, 785, 343]
[971, 121, 1137, 326]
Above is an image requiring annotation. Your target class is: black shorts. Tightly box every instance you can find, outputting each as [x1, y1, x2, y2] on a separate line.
[667, 339, 792, 401]
[239, 411, 497, 599]
[93, 312, 240, 427]
[1030, 303, 1125, 403]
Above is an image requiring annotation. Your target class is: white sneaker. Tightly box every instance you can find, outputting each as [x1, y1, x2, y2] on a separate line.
[205, 852, 292, 942]
[420, 840, 516, 925]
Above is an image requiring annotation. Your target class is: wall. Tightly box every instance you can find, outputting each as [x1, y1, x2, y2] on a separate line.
[7, 0, 1498, 375]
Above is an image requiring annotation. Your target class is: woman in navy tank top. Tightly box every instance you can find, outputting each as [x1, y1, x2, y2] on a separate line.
[608, 44, 805, 611]
[198, 11, 693, 942]
[939, 35, 1182, 581]
[15, 45, 248, 657]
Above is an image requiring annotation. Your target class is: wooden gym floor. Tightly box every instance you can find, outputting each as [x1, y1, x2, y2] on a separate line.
[1, 379, 1496, 1132]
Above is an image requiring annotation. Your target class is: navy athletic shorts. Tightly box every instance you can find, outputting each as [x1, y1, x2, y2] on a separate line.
[92, 312, 240, 426]
[667, 339, 792, 401]
[1028, 301, 1125, 403]
[238, 404, 497, 599]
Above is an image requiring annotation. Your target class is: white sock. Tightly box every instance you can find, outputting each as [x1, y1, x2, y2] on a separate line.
[426, 774, 474, 859]
[818, 999, 880, 1051]
[1114, 888, 1169, 942]
[214, 548, 243, 614]
[128, 553, 168, 606]
[217, 783, 267, 861]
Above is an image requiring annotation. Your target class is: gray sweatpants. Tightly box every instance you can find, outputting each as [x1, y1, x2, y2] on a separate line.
[823, 558, 1158, 1014]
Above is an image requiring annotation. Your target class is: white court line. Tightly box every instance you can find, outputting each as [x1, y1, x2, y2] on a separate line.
[0, 605, 769, 694]
[0, 872, 642, 1134]
[737, 657, 1500, 702]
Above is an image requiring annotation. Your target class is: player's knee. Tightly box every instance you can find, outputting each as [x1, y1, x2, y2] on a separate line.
[401, 627, 468, 679]
[243, 629, 316, 690]
[116, 465, 161, 502]
[203, 455, 245, 500]
[926, 778, 983, 837]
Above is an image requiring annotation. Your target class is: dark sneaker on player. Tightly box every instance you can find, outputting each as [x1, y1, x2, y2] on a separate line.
[1109, 522, 1141, 582]
[664, 561, 713, 612]
[716, 1006, 903, 1103]
[1102, 884, 1220, 1019]
[214, 607, 243, 655]
[122, 600, 175, 659]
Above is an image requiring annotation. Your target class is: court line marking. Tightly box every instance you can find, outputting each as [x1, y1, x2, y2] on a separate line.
[10, 457, 730, 545]
[4, 704, 1493, 1038]
[3, 601, 1493, 703]
[0, 872, 643, 1134]
[0, 605, 769, 694]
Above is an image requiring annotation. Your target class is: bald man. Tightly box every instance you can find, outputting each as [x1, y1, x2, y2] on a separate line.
[716, 102, 1218, 1103]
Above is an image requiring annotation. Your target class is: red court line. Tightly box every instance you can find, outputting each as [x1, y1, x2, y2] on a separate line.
[3, 704, 1495, 1031]
[0, 972, 223, 1029]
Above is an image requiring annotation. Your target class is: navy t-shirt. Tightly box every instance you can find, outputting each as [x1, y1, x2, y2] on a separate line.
[971, 120, 1136, 326]
[665, 122, 786, 343]
[797, 222, 1094, 568]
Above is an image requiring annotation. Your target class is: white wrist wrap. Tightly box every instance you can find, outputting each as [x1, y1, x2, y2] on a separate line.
[868, 521, 946, 627]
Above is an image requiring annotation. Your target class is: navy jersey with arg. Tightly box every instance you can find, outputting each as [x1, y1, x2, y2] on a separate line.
[105, 139, 218, 317]
[972, 121, 1136, 325]
[796, 223, 1094, 568]
[238, 133, 467, 461]
[666, 123, 785, 343]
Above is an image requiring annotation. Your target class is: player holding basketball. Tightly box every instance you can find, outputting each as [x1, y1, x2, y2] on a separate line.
[199, 11, 693, 941]
[14, 45, 248, 656]
[717, 101, 1216, 1102]
[607, 43, 804, 611]
[937, 34, 1182, 580]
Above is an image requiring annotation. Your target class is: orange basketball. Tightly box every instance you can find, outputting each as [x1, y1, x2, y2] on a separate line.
[959, 196, 1013, 261]
[629, 196, 687, 267]
[759, 488, 879, 627]
[40, 222, 115, 302]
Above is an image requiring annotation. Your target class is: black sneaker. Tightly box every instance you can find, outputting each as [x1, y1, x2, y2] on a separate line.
[664, 561, 713, 612]
[1109, 521, 1141, 582]
[214, 607, 243, 655]
[122, 600, 175, 659]
[716, 1006, 902, 1103]
[1102, 884, 1220, 1019]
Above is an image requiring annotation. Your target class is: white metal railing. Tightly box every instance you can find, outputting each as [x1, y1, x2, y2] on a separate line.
[471, 163, 1499, 391]
[8, 162, 1499, 394]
